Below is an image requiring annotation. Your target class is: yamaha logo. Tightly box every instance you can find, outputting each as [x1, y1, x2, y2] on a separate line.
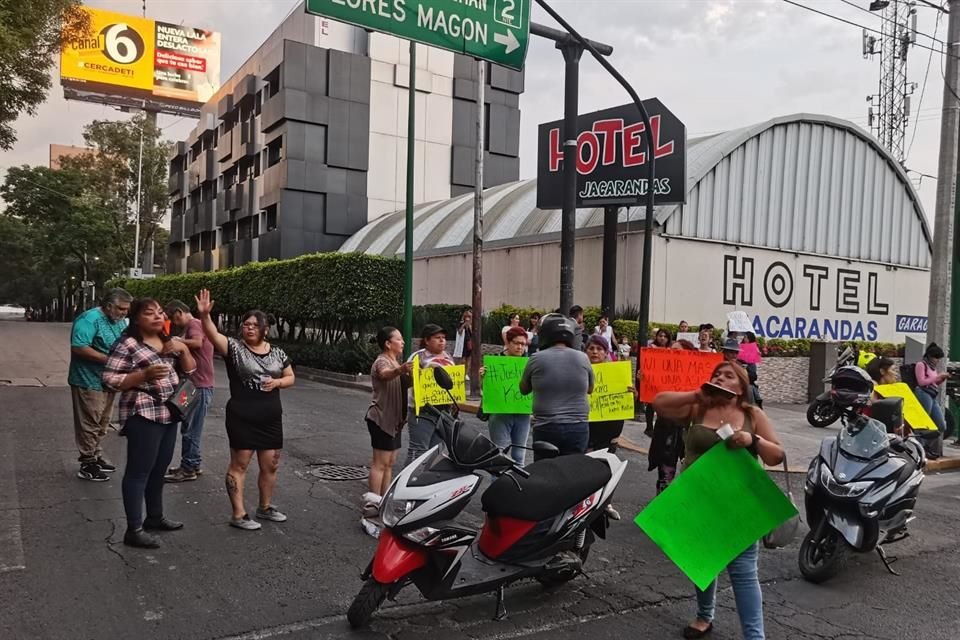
[100, 23, 146, 64]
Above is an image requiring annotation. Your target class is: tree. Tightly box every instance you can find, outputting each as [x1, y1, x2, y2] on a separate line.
[0, 0, 88, 150]
[61, 113, 172, 270]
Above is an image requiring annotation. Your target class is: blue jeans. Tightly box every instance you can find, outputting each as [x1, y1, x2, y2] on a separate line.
[122, 415, 178, 531]
[488, 414, 531, 466]
[531, 421, 589, 461]
[405, 412, 443, 467]
[915, 388, 947, 434]
[696, 542, 764, 639]
[179, 388, 212, 471]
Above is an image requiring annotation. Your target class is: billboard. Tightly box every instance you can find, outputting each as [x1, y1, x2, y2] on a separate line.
[60, 7, 221, 117]
[536, 99, 686, 210]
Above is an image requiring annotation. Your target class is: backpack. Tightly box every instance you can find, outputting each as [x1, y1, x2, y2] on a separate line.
[899, 363, 918, 388]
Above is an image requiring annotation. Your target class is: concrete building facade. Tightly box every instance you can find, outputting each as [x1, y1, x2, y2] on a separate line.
[166, 2, 523, 273]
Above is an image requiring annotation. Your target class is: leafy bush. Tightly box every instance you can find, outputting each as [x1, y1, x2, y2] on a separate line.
[275, 339, 380, 375]
[109, 253, 403, 344]
[412, 304, 471, 338]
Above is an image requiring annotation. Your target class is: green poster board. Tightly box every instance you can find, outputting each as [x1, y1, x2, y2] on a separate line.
[481, 355, 532, 414]
[634, 445, 798, 590]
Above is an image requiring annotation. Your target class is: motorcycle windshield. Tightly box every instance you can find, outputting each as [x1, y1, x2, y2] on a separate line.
[838, 419, 889, 460]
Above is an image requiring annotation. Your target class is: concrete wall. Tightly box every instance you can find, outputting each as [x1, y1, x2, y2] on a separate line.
[408, 232, 929, 343]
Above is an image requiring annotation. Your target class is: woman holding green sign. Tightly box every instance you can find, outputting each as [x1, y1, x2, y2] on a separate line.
[654, 361, 784, 640]
[481, 326, 531, 465]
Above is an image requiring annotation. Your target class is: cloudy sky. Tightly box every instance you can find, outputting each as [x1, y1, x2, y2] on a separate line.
[2, 0, 948, 221]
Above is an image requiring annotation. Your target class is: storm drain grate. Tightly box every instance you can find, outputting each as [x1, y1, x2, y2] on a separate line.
[308, 464, 369, 481]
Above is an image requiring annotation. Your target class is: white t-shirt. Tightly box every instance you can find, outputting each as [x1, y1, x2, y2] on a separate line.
[595, 325, 615, 352]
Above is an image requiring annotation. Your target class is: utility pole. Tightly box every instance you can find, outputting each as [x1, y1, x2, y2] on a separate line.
[601, 206, 618, 316]
[403, 41, 416, 358]
[471, 59, 485, 397]
[927, 0, 960, 364]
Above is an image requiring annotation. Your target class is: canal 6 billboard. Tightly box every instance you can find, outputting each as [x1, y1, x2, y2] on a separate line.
[60, 6, 221, 117]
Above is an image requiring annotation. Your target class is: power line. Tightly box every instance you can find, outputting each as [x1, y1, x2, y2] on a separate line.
[907, 7, 944, 158]
[782, 0, 959, 61]
[837, 0, 945, 45]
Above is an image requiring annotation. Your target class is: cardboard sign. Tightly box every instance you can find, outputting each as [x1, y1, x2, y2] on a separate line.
[874, 383, 937, 431]
[676, 332, 701, 346]
[638, 348, 724, 403]
[589, 361, 635, 422]
[635, 446, 798, 590]
[481, 355, 533, 415]
[727, 310, 754, 333]
[412, 355, 466, 415]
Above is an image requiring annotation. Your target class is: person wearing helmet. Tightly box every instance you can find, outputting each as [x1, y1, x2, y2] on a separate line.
[519, 313, 594, 461]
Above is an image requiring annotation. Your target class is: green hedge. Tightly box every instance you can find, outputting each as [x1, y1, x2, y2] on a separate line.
[109, 253, 404, 342]
[275, 339, 380, 375]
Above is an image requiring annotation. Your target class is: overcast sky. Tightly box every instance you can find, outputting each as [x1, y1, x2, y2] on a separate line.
[1, 0, 948, 222]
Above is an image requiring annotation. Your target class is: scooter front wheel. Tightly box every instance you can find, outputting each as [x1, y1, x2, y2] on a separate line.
[806, 400, 840, 428]
[347, 579, 390, 629]
[798, 528, 849, 584]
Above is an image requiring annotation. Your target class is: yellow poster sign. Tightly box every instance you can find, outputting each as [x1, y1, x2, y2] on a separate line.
[60, 6, 221, 112]
[874, 383, 937, 431]
[412, 355, 467, 415]
[589, 361, 635, 422]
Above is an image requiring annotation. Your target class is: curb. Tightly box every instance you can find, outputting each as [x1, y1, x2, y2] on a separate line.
[926, 456, 960, 473]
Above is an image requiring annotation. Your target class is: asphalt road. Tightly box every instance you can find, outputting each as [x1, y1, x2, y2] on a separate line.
[1, 321, 959, 640]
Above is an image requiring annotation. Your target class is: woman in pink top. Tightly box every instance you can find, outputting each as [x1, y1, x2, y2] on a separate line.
[737, 333, 763, 409]
[914, 343, 948, 434]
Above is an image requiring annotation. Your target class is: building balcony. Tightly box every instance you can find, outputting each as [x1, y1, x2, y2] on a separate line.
[198, 148, 217, 184]
[198, 199, 215, 232]
[258, 228, 281, 261]
[215, 192, 229, 226]
[168, 171, 185, 196]
[186, 249, 215, 273]
[217, 128, 233, 163]
[169, 214, 185, 243]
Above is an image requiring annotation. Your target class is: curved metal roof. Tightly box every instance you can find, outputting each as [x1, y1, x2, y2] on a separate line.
[340, 113, 932, 268]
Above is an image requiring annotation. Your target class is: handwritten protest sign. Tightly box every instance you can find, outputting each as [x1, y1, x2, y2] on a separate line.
[481, 356, 532, 415]
[727, 310, 754, 333]
[676, 332, 701, 346]
[588, 361, 634, 421]
[635, 445, 798, 590]
[638, 348, 723, 403]
[874, 383, 937, 431]
[412, 355, 466, 415]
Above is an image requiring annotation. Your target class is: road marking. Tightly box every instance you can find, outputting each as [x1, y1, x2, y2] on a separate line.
[0, 433, 25, 572]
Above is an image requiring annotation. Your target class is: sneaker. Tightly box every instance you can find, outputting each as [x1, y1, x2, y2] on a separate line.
[256, 505, 288, 522]
[77, 462, 110, 482]
[605, 504, 622, 521]
[168, 466, 203, 476]
[164, 468, 198, 483]
[229, 514, 262, 531]
[96, 457, 116, 473]
[361, 492, 382, 506]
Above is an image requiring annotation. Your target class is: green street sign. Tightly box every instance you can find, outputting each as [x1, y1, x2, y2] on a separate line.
[306, 0, 530, 71]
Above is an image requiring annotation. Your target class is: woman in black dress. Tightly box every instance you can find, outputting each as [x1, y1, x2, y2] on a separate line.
[195, 289, 295, 531]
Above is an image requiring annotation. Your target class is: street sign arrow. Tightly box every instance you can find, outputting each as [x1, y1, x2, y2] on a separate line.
[493, 29, 519, 54]
[305, 0, 531, 71]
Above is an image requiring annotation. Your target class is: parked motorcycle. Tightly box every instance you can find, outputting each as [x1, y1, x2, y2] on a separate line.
[799, 366, 926, 584]
[806, 346, 857, 428]
[347, 368, 628, 628]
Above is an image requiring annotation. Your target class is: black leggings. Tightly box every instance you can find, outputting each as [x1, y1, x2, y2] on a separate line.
[122, 414, 178, 531]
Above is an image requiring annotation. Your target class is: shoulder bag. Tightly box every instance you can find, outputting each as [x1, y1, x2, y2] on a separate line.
[762, 452, 801, 549]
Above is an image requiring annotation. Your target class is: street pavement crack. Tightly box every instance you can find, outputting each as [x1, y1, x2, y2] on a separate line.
[104, 521, 134, 570]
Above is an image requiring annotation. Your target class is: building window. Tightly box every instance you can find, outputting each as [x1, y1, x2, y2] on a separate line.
[255, 89, 263, 116]
[265, 204, 278, 232]
[189, 235, 200, 253]
[265, 65, 281, 99]
[238, 216, 252, 240]
[266, 136, 283, 168]
[222, 221, 237, 244]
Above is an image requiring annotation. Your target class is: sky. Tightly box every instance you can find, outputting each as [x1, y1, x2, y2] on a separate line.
[1, 0, 949, 223]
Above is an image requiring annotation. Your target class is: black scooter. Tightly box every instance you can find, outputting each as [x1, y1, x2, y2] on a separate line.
[799, 381, 925, 583]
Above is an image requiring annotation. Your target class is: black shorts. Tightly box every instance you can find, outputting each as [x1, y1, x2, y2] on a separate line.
[367, 419, 402, 452]
[588, 420, 624, 452]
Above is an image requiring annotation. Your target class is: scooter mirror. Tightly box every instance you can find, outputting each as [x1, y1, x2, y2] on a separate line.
[532, 441, 560, 459]
[432, 366, 454, 391]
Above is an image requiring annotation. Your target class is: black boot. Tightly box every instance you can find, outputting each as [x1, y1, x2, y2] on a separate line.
[142, 517, 184, 531]
[123, 528, 160, 549]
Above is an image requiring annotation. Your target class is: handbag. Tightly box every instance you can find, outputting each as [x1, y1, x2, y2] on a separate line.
[762, 452, 802, 549]
[164, 377, 199, 422]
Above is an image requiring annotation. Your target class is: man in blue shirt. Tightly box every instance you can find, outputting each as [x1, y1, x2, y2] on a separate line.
[70, 288, 132, 481]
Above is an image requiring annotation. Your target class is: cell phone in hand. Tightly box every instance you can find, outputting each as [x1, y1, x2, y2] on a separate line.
[701, 382, 737, 399]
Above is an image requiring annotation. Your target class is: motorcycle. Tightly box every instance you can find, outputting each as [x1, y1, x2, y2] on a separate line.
[806, 345, 857, 428]
[347, 368, 628, 628]
[799, 367, 926, 584]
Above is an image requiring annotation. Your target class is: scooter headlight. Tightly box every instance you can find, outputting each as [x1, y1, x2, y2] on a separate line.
[820, 465, 872, 498]
[381, 497, 422, 527]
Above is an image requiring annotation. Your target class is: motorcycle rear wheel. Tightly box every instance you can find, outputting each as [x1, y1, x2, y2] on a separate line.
[347, 579, 390, 629]
[798, 528, 849, 584]
[806, 400, 840, 429]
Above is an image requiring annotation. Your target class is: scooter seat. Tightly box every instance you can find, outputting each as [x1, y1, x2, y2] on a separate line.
[481, 456, 612, 522]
